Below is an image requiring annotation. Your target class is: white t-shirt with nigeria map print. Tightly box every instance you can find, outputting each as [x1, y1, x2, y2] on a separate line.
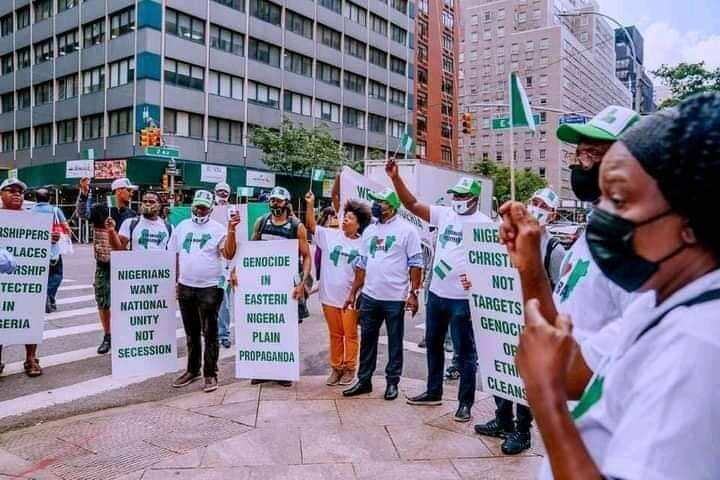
[118, 217, 171, 251]
[429, 206, 491, 300]
[170, 218, 227, 288]
[315, 226, 363, 308]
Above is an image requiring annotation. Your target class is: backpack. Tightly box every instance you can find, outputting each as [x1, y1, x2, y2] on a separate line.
[544, 236, 561, 290]
[128, 217, 173, 250]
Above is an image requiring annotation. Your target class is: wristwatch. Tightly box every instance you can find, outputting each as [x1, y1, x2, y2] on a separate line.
[410, 289, 420, 297]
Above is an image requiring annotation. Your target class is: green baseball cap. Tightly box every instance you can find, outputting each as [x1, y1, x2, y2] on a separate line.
[556, 106, 640, 145]
[447, 177, 481, 197]
[368, 188, 401, 209]
[192, 190, 214, 208]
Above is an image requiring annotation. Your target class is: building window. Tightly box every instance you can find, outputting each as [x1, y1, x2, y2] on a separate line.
[208, 70, 243, 100]
[249, 38, 281, 67]
[441, 11, 454, 29]
[441, 122, 451, 139]
[344, 71, 366, 95]
[368, 80, 386, 100]
[317, 62, 340, 86]
[370, 13, 387, 36]
[247, 80, 280, 108]
[166, 9, 205, 44]
[210, 24, 244, 55]
[1, 14, 13, 37]
[164, 109, 203, 138]
[17, 128, 31, 150]
[284, 50, 313, 77]
[390, 56, 406, 75]
[442, 56, 454, 73]
[33, 0, 52, 23]
[389, 88, 405, 107]
[390, 120, 405, 138]
[16, 7, 31, 30]
[82, 66, 104, 94]
[343, 107, 365, 129]
[2, 132, 14, 152]
[34, 81, 53, 105]
[319, 0, 342, 14]
[57, 119, 77, 144]
[213, 0, 244, 11]
[17, 47, 31, 69]
[1, 93, 13, 113]
[539, 149, 546, 160]
[57, 74, 79, 100]
[442, 77, 454, 95]
[318, 25, 341, 50]
[345, 2, 367, 26]
[83, 18, 105, 48]
[109, 58, 135, 88]
[286, 11, 313, 39]
[314, 100, 340, 122]
[250, 0, 281, 25]
[82, 114, 104, 140]
[417, 115, 427, 132]
[17, 88, 31, 109]
[391, 0, 408, 15]
[109, 108, 132, 136]
[58, 0, 77, 13]
[208, 117, 243, 144]
[539, 167, 546, 178]
[57, 29, 80, 56]
[344, 37, 366, 59]
[441, 100, 452, 116]
[368, 114, 386, 133]
[369, 47, 387, 69]
[1, 53, 13, 75]
[391, 24, 407, 45]
[164, 58, 204, 90]
[110, 7, 135, 38]
[441, 147, 452, 163]
[283, 91, 312, 116]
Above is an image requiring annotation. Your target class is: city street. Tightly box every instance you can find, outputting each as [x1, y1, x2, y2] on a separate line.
[0, 245, 435, 433]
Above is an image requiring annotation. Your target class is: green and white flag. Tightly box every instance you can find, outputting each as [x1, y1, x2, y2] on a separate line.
[509, 72, 536, 132]
[400, 132, 413, 153]
[311, 168, 325, 181]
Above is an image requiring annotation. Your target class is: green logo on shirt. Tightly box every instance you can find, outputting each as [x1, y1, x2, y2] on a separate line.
[433, 259, 453, 280]
[571, 376, 604, 420]
[329, 245, 360, 266]
[182, 233, 212, 253]
[138, 229, 167, 249]
[369, 235, 396, 258]
[557, 258, 590, 302]
[438, 225, 462, 249]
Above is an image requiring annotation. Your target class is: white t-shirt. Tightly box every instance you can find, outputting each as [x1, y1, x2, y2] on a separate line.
[552, 232, 636, 342]
[170, 219, 227, 288]
[539, 269, 720, 480]
[315, 226, 363, 308]
[118, 216, 171, 251]
[361, 216, 423, 302]
[429, 206, 491, 300]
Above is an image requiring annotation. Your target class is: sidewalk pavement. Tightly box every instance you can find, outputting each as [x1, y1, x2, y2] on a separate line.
[0, 375, 543, 480]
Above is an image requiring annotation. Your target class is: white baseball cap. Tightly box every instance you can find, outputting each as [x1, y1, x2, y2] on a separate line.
[0, 177, 27, 192]
[214, 182, 231, 194]
[531, 188, 560, 210]
[111, 178, 138, 191]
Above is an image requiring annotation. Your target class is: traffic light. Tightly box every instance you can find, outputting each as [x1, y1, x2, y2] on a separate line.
[139, 128, 150, 147]
[462, 112, 473, 135]
[150, 127, 162, 146]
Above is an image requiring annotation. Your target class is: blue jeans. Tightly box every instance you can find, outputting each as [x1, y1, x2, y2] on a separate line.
[357, 294, 405, 385]
[218, 288, 232, 341]
[47, 255, 63, 304]
[425, 291, 478, 406]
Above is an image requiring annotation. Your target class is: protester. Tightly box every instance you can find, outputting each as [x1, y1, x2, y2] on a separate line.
[171, 190, 239, 393]
[385, 161, 486, 421]
[305, 180, 371, 386]
[74, 176, 92, 220]
[0, 178, 45, 377]
[249, 186, 312, 386]
[474, 106, 640, 454]
[527, 188, 566, 289]
[31, 188, 71, 313]
[0, 242, 17, 375]
[109, 191, 171, 251]
[214, 182, 233, 349]
[342, 188, 423, 401]
[89, 177, 138, 355]
[503, 94, 720, 479]
[214, 182, 231, 206]
[314, 205, 339, 280]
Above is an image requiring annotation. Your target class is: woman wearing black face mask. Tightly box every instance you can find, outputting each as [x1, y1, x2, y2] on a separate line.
[506, 93, 720, 480]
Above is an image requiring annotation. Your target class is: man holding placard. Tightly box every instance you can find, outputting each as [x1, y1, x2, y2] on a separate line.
[213, 182, 234, 349]
[109, 191, 172, 252]
[170, 190, 239, 393]
[385, 160, 489, 422]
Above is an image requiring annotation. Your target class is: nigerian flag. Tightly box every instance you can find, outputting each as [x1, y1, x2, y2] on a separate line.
[400, 131, 413, 153]
[509, 72, 536, 132]
[311, 168, 325, 181]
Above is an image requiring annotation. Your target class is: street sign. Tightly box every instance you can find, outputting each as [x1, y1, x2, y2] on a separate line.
[559, 114, 589, 125]
[237, 187, 254, 197]
[83, 148, 95, 161]
[145, 146, 180, 158]
[492, 115, 541, 130]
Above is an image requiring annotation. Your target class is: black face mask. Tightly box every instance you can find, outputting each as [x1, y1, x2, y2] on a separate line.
[371, 202, 383, 219]
[570, 163, 601, 202]
[586, 208, 685, 292]
[270, 205, 285, 217]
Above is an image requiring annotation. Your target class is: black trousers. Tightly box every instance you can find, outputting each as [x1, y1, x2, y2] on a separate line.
[357, 294, 406, 385]
[495, 396, 533, 433]
[178, 284, 224, 378]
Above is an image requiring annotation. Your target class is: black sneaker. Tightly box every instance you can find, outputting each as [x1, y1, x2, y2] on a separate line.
[277, 380, 292, 387]
[203, 377, 219, 393]
[250, 379, 269, 385]
[454, 404, 472, 423]
[406, 392, 443, 406]
[97, 334, 111, 355]
[501, 430, 531, 455]
[474, 418, 514, 439]
[444, 366, 460, 381]
[172, 371, 201, 388]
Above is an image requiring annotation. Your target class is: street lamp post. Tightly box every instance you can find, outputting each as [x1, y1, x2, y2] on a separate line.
[557, 11, 642, 112]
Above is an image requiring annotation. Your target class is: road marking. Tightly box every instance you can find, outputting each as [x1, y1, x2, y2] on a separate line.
[58, 284, 93, 292]
[0, 349, 236, 421]
[47, 306, 98, 321]
[56, 294, 95, 306]
[44, 311, 182, 338]
[378, 336, 452, 360]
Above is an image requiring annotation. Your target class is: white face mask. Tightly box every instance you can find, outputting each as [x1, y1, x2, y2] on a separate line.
[527, 205, 551, 226]
[452, 198, 474, 215]
[191, 207, 212, 225]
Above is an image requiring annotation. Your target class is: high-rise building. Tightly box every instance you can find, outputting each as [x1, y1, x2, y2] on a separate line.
[458, 0, 632, 199]
[414, 0, 459, 167]
[614, 25, 655, 114]
[0, 0, 415, 189]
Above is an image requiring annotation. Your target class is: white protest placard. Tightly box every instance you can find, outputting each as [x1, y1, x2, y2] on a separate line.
[0, 210, 52, 345]
[65, 160, 94, 179]
[110, 251, 177, 379]
[246, 169, 275, 188]
[234, 240, 299, 381]
[201, 164, 227, 184]
[463, 222, 527, 406]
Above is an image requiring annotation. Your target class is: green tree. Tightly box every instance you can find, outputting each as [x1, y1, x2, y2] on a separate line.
[250, 118, 346, 175]
[653, 62, 720, 108]
[473, 160, 546, 204]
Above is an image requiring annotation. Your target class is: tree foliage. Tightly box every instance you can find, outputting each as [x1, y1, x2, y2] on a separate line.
[473, 160, 547, 204]
[250, 118, 346, 175]
[652, 62, 720, 109]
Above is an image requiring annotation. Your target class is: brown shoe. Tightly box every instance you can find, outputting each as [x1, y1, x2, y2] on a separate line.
[23, 358, 42, 377]
[172, 371, 200, 388]
[326, 368, 343, 386]
[338, 369, 355, 385]
[203, 377, 219, 393]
